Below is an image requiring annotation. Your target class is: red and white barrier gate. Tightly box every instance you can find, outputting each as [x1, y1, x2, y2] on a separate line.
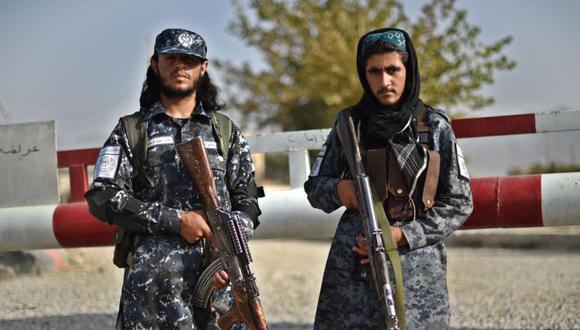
[0, 109, 579, 251]
[1, 173, 579, 251]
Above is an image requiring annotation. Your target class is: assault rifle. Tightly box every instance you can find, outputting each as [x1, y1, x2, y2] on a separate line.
[336, 115, 400, 330]
[176, 137, 268, 330]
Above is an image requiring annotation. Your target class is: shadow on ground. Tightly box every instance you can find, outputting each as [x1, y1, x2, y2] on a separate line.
[0, 314, 313, 330]
[0, 314, 116, 330]
[0, 314, 529, 330]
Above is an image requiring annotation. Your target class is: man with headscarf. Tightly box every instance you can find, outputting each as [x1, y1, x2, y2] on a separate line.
[304, 27, 473, 329]
[85, 28, 261, 329]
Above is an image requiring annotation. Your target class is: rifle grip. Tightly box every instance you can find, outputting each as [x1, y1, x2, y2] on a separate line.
[218, 308, 242, 330]
[217, 299, 268, 330]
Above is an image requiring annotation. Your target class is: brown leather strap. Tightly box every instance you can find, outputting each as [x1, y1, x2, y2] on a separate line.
[388, 153, 407, 198]
[416, 103, 429, 133]
[366, 148, 388, 201]
[416, 104, 430, 150]
[422, 149, 441, 209]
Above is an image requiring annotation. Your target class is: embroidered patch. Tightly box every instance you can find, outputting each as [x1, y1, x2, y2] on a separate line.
[178, 33, 194, 47]
[94, 146, 121, 179]
[456, 143, 469, 180]
[204, 141, 218, 150]
[310, 144, 327, 177]
[147, 136, 174, 148]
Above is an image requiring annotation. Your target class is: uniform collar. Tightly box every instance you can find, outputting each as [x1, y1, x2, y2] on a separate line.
[142, 101, 211, 121]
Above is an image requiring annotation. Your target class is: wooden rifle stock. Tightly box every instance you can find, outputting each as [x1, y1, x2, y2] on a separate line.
[176, 137, 220, 209]
[176, 137, 268, 330]
[219, 287, 268, 330]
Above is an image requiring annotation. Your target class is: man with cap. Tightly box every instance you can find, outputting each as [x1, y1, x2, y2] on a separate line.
[304, 28, 473, 329]
[85, 28, 261, 329]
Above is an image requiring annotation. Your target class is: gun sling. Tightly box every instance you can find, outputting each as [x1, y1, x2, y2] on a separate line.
[336, 112, 406, 329]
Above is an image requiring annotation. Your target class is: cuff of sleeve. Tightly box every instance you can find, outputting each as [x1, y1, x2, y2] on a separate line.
[329, 178, 344, 210]
[233, 202, 261, 228]
[160, 207, 181, 235]
[400, 220, 427, 251]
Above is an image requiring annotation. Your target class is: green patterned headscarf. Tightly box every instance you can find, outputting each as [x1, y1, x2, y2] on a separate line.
[361, 29, 408, 56]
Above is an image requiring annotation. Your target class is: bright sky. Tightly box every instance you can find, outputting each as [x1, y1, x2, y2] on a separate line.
[1, 0, 579, 176]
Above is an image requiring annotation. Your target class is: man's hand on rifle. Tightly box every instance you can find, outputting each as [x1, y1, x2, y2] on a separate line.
[179, 211, 216, 245]
[392, 227, 407, 247]
[213, 270, 230, 290]
[352, 228, 408, 262]
[337, 179, 359, 209]
[352, 234, 370, 264]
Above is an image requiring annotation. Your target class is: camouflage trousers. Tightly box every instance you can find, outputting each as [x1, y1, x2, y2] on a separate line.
[116, 235, 211, 329]
[116, 235, 249, 329]
[314, 211, 451, 330]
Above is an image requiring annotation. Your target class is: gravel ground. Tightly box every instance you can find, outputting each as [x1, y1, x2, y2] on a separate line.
[0, 241, 579, 330]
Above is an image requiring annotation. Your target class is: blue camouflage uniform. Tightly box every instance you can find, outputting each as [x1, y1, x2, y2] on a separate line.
[305, 105, 473, 329]
[85, 101, 259, 329]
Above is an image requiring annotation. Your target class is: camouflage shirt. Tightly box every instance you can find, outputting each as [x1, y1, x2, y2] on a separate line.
[304, 106, 473, 329]
[86, 101, 260, 329]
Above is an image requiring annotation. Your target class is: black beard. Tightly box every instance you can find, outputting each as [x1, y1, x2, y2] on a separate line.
[158, 73, 199, 99]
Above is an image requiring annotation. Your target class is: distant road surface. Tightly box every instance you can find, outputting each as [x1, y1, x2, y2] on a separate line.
[0, 241, 578, 329]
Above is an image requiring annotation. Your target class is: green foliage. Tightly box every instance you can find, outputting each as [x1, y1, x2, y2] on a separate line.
[508, 163, 580, 176]
[216, 0, 516, 130]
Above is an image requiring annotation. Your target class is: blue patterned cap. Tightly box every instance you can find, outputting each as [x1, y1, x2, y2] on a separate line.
[361, 29, 407, 54]
[154, 28, 207, 60]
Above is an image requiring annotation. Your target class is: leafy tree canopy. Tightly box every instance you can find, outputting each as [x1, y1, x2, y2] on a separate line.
[216, 0, 516, 130]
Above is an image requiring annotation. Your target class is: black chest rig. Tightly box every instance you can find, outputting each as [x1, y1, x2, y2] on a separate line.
[364, 106, 441, 221]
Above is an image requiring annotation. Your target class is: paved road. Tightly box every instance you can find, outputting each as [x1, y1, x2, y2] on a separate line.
[0, 241, 578, 329]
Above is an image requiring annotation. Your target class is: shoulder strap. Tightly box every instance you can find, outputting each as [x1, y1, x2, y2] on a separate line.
[416, 103, 428, 128]
[336, 113, 406, 328]
[120, 112, 145, 155]
[120, 111, 153, 187]
[417, 103, 436, 150]
[415, 105, 442, 210]
[372, 190, 406, 329]
[210, 111, 233, 164]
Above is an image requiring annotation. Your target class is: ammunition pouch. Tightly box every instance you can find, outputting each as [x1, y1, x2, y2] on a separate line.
[367, 148, 414, 220]
[367, 147, 440, 221]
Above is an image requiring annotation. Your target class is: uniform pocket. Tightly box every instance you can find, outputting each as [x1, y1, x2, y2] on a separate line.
[208, 149, 226, 177]
[146, 135, 176, 167]
[386, 194, 414, 220]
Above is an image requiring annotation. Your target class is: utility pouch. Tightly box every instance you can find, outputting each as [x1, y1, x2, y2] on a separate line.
[386, 151, 415, 220]
[367, 148, 415, 221]
[112, 227, 135, 268]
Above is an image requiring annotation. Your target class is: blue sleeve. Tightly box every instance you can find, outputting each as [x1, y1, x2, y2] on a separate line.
[85, 120, 181, 235]
[304, 124, 346, 213]
[225, 123, 261, 236]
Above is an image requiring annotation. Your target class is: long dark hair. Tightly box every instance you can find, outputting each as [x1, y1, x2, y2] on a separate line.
[139, 53, 226, 112]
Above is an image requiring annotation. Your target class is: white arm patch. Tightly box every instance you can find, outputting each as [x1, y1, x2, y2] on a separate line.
[310, 144, 327, 177]
[456, 143, 470, 180]
[94, 146, 121, 179]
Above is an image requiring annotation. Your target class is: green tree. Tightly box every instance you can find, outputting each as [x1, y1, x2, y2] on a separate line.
[217, 0, 516, 130]
[509, 163, 580, 176]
